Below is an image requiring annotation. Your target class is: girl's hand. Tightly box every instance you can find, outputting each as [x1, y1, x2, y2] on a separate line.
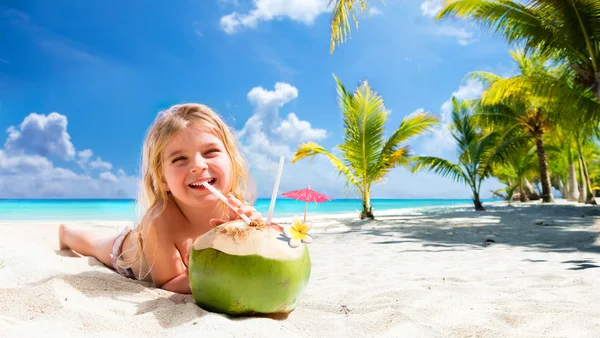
[209, 194, 262, 227]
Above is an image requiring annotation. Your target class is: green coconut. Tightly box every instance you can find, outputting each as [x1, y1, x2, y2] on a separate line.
[189, 219, 311, 316]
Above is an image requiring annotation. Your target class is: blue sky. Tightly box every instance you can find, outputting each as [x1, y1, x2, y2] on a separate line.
[0, 0, 518, 199]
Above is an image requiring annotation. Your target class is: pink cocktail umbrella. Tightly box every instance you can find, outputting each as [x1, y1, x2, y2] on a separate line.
[282, 185, 333, 222]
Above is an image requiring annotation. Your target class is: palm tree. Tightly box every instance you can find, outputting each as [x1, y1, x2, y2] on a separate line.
[470, 49, 559, 202]
[493, 144, 539, 202]
[575, 129, 599, 204]
[545, 126, 579, 201]
[437, 0, 600, 102]
[411, 98, 522, 211]
[292, 75, 439, 219]
[586, 143, 600, 198]
[491, 184, 518, 206]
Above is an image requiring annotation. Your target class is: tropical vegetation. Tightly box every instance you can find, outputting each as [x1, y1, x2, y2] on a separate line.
[411, 98, 523, 211]
[469, 48, 562, 202]
[328, 0, 369, 53]
[322, 0, 600, 208]
[437, 0, 600, 103]
[292, 75, 439, 219]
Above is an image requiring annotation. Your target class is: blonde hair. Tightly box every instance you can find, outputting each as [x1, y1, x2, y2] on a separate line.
[120, 103, 255, 275]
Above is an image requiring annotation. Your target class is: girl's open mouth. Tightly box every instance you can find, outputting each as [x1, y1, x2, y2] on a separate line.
[188, 178, 216, 190]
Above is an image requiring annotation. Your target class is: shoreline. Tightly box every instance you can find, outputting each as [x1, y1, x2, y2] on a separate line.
[1, 198, 595, 225]
[0, 200, 503, 225]
[0, 198, 497, 223]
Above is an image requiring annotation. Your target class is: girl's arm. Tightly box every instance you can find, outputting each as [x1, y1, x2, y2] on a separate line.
[161, 272, 191, 294]
[141, 221, 191, 294]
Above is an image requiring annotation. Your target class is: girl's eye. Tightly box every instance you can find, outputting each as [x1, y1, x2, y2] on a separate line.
[172, 156, 187, 163]
[205, 148, 220, 155]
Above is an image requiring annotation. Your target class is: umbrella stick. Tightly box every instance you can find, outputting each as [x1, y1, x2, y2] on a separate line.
[304, 201, 307, 223]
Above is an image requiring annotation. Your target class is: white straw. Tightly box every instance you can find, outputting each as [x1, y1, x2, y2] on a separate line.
[267, 156, 285, 225]
[201, 182, 252, 224]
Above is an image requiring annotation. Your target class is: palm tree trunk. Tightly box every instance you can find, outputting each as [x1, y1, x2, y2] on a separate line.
[567, 146, 579, 201]
[524, 179, 539, 200]
[519, 179, 528, 202]
[558, 178, 567, 199]
[578, 157, 586, 203]
[534, 135, 555, 203]
[577, 140, 598, 205]
[360, 188, 374, 219]
[506, 178, 515, 204]
[472, 191, 485, 211]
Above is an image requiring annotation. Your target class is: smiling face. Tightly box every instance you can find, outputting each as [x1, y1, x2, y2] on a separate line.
[161, 123, 233, 208]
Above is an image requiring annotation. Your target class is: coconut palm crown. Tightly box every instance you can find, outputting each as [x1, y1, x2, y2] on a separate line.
[411, 98, 524, 211]
[437, 0, 600, 120]
[292, 75, 439, 219]
[470, 49, 562, 202]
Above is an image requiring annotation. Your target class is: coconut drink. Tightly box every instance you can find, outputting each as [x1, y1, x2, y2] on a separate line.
[190, 156, 312, 316]
[188, 219, 311, 316]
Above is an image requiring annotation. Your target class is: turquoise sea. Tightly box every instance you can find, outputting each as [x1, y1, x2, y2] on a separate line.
[0, 198, 494, 221]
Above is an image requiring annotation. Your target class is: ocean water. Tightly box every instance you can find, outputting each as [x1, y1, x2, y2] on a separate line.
[0, 198, 493, 221]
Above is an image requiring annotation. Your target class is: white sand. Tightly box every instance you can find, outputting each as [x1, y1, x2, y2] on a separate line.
[1, 199, 600, 337]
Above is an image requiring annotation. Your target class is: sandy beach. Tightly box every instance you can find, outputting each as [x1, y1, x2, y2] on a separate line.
[1, 199, 600, 337]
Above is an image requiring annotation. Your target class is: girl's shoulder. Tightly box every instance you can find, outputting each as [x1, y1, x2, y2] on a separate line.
[152, 198, 187, 231]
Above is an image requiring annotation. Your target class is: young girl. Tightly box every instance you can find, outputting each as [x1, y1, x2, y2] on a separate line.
[58, 103, 262, 294]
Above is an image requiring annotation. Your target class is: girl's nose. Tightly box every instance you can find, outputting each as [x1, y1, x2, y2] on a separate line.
[190, 153, 208, 172]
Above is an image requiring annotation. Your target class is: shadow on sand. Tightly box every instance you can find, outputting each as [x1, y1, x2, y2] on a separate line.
[37, 255, 289, 324]
[337, 202, 600, 268]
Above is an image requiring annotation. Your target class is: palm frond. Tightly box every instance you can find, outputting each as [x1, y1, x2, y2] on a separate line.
[371, 146, 411, 183]
[376, 112, 439, 176]
[337, 78, 388, 183]
[481, 73, 600, 123]
[438, 0, 600, 94]
[329, 0, 369, 53]
[381, 112, 439, 155]
[292, 142, 361, 189]
[437, 0, 554, 53]
[481, 134, 531, 179]
[411, 156, 468, 185]
[450, 98, 477, 156]
[467, 71, 502, 86]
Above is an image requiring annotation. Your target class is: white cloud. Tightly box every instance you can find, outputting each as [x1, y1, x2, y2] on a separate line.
[247, 82, 298, 117]
[436, 26, 478, 45]
[235, 82, 338, 198]
[217, 0, 239, 6]
[0, 112, 138, 198]
[4, 112, 75, 160]
[192, 21, 203, 37]
[77, 149, 93, 163]
[99, 171, 118, 183]
[0, 152, 138, 198]
[88, 157, 112, 171]
[0, 150, 53, 173]
[275, 113, 328, 142]
[220, 0, 330, 34]
[76, 148, 113, 171]
[369, 7, 383, 16]
[406, 108, 426, 120]
[421, 1, 477, 45]
[420, 0, 443, 17]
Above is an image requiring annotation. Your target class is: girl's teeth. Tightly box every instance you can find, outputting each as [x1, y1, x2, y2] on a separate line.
[190, 178, 215, 187]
